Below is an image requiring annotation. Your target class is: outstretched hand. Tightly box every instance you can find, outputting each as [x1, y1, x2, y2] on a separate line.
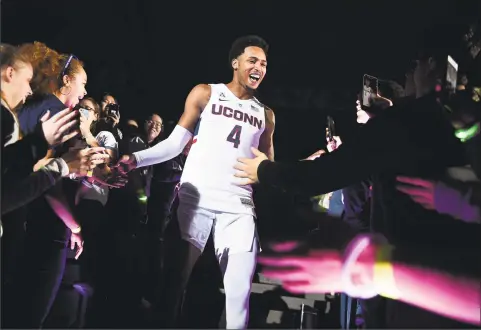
[41, 108, 79, 146]
[396, 176, 436, 210]
[258, 240, 346, 294]
[234, 147, 268, 185]
[61, 147, 109, 177]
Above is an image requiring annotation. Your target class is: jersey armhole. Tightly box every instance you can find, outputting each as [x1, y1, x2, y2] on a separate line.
[200, 83, 217, 118]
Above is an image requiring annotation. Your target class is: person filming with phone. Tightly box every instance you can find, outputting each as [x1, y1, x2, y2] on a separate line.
[100, 92, 123, 141]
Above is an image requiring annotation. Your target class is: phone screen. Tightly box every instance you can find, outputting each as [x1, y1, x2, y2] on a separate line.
[361, 74, 379, 109]
[326, 116, 335, 142]
[446, 55, 458, 92]
[79, 108, 89, 119]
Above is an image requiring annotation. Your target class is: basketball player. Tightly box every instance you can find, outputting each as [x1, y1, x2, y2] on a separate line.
[117, 35, 275, 329]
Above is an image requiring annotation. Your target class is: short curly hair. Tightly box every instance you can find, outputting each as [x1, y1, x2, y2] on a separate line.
[228, 35, 269, 68]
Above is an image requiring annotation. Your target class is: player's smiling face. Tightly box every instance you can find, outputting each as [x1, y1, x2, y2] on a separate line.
[234, 46, 267, 90]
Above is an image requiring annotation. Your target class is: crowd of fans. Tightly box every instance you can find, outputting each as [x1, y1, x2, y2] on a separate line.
[1, 41, 190, 328]
[1, 18, 480, 330]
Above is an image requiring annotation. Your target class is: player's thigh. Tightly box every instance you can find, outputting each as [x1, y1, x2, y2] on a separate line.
[212, 212, 257, 255]
[176, 203, 214, 251]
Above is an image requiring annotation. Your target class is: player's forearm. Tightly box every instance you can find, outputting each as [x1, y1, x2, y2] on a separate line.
[134, 125, 193, 168]
[393, 263, 480, 326]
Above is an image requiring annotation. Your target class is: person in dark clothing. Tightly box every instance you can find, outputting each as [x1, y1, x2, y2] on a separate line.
[338, 180, 371, 329]
[1, 43, 97, 330]
[342, 181, 371, 233]
[146, 143, 189, 310]
[235, 46, 479, 327]
[99, 116, 156, 327]
[3, 42, 90, 329]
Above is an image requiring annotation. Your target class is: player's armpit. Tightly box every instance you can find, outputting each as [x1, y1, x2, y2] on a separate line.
[258, 107, 275, 161]
[178, 84, 212, 133]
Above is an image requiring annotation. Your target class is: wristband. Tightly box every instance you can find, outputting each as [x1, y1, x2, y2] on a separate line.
[373, 244, 400, 300]
[455, 122, 480, 142]
[71, 226, 82, 234]
[341, 234, 378, 299]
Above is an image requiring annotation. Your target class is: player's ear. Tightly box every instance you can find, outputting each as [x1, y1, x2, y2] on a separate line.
[232, 59, 239, 70]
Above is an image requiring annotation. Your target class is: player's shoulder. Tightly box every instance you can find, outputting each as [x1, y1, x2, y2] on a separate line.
[188, 84, 212, 106]
[191, 83, 212, 95]
[252, 97, 275, 123]
[252, 97, 273, 112]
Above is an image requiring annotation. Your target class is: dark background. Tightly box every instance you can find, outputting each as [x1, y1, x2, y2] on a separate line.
[2, 0, 480, 159]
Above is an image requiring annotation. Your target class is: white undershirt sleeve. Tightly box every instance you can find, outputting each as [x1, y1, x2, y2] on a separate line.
[133, 125, 193, 168]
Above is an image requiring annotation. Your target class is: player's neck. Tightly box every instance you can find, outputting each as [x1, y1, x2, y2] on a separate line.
[226, 81, 254, 100]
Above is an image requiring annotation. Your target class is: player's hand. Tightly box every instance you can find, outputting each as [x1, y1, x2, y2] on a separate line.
[89, 168, 128, 188]
[396, 176, 435, 210]
[115, 154, 137, 174]
[234, 147, 268, 185]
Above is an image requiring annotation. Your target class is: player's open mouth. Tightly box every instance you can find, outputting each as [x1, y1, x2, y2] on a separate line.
[249, 73, 260, 84]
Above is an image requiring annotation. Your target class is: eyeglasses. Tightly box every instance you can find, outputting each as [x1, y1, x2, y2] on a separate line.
[146, 120, 163, 129]
[60, 54, 78, 77]
[82, 105, 94, 111]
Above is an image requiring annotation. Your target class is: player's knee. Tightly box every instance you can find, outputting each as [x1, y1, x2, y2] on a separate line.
[224, 277, 251, 301]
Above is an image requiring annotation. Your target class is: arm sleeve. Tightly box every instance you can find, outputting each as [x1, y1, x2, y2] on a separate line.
[133, 125, 193, 168]
[1, 158, 68, 215]
[257, 116, 407, 196]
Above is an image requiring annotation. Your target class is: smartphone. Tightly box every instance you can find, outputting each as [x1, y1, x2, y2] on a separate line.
[444, 55, 459, 93]
[361, 74, 379, 110]
[79, 108, 89, 119]
[326, 116, 335, 142]
[106, 103, 119, 117]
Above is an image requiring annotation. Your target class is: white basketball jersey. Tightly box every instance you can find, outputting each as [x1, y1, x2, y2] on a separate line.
[179, 84, 266, 215]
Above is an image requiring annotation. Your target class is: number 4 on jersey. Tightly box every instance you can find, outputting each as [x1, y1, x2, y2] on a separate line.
[227, 125, 242, 148]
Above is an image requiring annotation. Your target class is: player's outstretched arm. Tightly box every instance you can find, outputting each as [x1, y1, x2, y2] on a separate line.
[117, 84, 211, 172]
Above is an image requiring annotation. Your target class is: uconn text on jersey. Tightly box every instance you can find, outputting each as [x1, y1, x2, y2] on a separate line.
[211, 104, 263, 129]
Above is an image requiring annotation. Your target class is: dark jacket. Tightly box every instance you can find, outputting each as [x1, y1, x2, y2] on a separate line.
[16, 95, 71, 243]
[1, 104, 53, 216]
